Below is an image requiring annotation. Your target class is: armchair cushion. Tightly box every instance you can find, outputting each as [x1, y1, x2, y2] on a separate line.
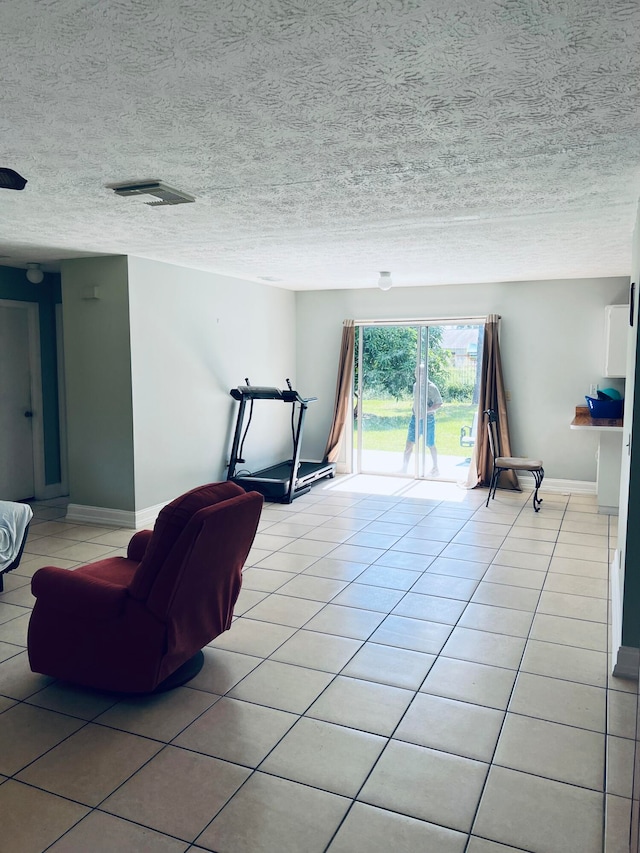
[31, 562, 130, 618]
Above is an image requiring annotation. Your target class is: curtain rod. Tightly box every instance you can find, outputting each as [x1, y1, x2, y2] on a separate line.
[353, 316, 497, 326]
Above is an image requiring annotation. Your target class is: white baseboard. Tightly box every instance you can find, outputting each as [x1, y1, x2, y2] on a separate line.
[517, 476, 596, 495]
[66, 501, 168, 529]
[612, 645, 640, 681]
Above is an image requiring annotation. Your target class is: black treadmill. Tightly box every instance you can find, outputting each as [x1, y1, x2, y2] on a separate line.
[227, 380, 336, 503]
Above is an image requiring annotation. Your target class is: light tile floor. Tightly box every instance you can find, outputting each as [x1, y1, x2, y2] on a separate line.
[0, 478, 636, 853]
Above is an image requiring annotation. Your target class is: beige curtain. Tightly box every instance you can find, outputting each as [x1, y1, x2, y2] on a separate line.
[323, 319, 355, 463]
[472, 314, 519, 491]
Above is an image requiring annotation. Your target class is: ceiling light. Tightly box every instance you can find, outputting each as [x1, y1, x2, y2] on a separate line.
[26, 263, 44, 284]
[378, 271, 392, 291]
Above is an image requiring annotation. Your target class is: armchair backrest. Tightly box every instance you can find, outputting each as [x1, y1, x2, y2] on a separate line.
[145, 491, 264, 643]
[129, 481, 246, 601]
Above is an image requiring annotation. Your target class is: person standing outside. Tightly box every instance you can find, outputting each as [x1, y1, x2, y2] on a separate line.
[402, 366, 443, 476]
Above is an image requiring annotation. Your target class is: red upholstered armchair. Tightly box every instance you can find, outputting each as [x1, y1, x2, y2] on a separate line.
[27, 482, 263, 693]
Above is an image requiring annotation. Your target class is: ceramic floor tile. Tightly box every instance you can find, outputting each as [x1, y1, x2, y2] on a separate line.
[553, 542, 608, 562]
[392, 592, 467, 624]
[492, 549, 551, 572]
[482, 564, 546, 589]
[279, 538, 337, 557]
[228, 659, 334, 713]
[0, 649, 54, 699]
[341, 642, 436, 690]
[240, 567, 296, 592]
[420, 656, 518, 710]
[198, 771, 350, 853]
[47, 810, 188, 852]
[102, 746, 250, 842]
[233, 587, 269, 615]
[470, 581, 540, 612]
[391, 536, 447, 557]
[0, 602, 28, 625]
[245, 592, 326, 627]
[604, 794, 633, 853]
[173, 696, 297, 767]
[358, 739, 488, 833]
[187, 647, 261, 695]
[275, 574, 348, 602]
[355, 564, 422, 590]
[326, 801, 467, 853]
[520, 639, 608, 688]
[210, 618, 295, 656]
[307, 675, 413, 735]
[302, 557, 368, 581]
[270, 629, 362, 672]
[0, 702, 85, 775]
[466, 839, 526, 853]
[606, 735, 635, 797]
[95, 686, 219, 741]
[394, 692, 504, 762]
[457, 603, 534, 638]
[494, 712, 605, 790]
[508, 525, 558, 542]
[543, 573, 608, 599]
[537, 590, 608, 622]
[255, 552, 319, 573]
[453, 530, 508, 549]
[410, 573, 479, 600]
[49, 542, 118, 562]
[607, 689, 638, 739]
[26, 681, 119, 720]
[260, 717, 386, 797]
[439, 543, 497, 563]
[331, 582, 405, 612]
[427, 556, 489, 580]
[369, 614, 452, 654]
[548, 555, 608, 579]
[0, 613, 31, 646]
[346, 531, 402, 549]
[327, 544, 386, 564]
[0, 780, 90, 853]
[508, 672, 606, 732]
[500, 536, 554, 556]
[441, 626, 526, 670]
[303, 603, 386, 639]
[473, 765, 604, 853]
[529, 613, 607, 652]
[252, 533, 295, 552]
[17, 723, 163, 806]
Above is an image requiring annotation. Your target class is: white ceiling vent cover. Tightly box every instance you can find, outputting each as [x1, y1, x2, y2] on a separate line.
[110, 180, 195, 207]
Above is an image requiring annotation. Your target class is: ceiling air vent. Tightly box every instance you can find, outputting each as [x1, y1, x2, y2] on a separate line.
[109, 180, 195, 207]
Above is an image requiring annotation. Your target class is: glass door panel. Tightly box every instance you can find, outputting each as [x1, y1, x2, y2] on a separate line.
[354, 322, 483, 481]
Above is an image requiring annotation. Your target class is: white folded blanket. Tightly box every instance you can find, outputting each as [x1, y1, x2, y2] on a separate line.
[0, 501, 33, 571]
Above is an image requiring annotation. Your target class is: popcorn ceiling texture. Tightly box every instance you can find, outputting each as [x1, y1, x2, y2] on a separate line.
[0, 0, 639, 289]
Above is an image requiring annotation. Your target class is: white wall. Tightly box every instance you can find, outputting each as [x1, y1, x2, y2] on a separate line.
[296, 276, 629, 482]
[61, 257, 136, 510]
[127, 257, 297, 509]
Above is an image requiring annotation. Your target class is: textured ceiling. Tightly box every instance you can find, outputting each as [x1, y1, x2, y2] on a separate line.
[1, 0, 639, 290]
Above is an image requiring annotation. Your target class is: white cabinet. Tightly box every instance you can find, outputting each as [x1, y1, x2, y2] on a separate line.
[604, 304, 628, 377]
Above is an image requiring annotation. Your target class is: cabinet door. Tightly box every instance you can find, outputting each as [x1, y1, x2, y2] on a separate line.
[605, 304, 628, 377]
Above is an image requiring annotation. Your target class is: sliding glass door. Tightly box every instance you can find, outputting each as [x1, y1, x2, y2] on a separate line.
[354, 321, 483, 480]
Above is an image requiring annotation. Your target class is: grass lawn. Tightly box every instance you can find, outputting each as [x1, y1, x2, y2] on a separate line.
[355, 399, 478, 456]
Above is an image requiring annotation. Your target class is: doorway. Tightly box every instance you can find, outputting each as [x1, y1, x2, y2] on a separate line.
[0, 302, 41, 500]
[353, 321, 484, 481]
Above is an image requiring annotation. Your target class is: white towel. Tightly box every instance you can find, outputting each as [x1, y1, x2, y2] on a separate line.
[0, 501, 33, 571]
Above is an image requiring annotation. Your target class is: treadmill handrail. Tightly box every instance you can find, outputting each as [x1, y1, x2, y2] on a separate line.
[230, 386, 284, 401]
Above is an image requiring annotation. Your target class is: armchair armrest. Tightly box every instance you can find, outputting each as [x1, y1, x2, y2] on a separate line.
[31, 566, 129, 618]
[127, 529, 153, 562]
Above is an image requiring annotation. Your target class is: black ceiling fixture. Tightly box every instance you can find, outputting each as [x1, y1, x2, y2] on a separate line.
[0, 168, 27, 190]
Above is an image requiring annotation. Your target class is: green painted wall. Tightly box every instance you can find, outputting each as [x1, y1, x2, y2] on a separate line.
[0, 267, 62, 484]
